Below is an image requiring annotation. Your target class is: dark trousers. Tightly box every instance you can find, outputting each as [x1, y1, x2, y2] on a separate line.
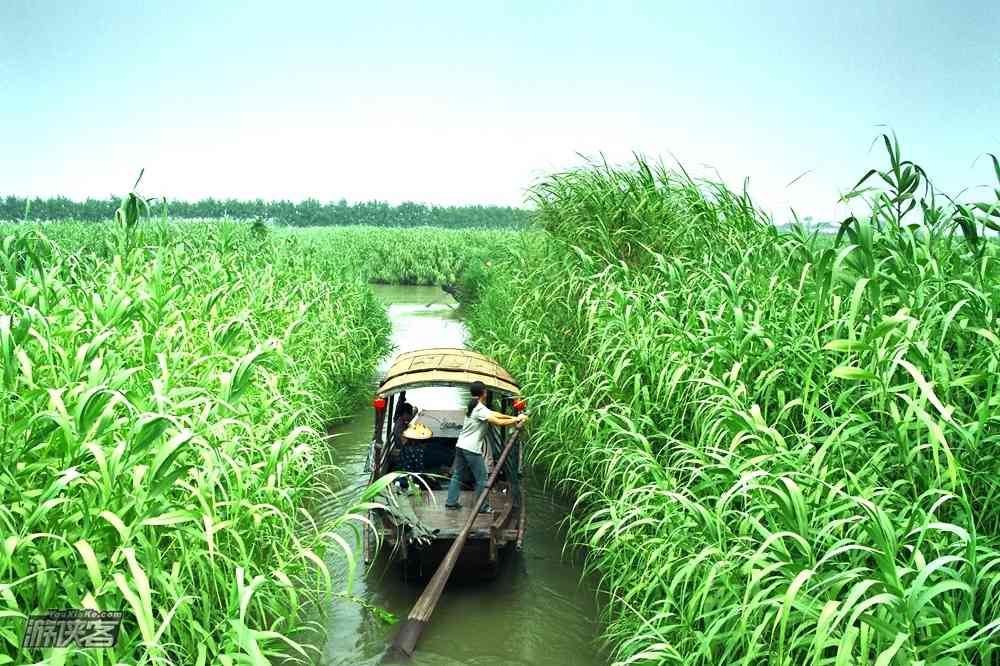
[446, 448, 488, 507]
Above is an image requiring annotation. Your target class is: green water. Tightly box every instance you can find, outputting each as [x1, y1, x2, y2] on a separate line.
[316, 285, 605, 666]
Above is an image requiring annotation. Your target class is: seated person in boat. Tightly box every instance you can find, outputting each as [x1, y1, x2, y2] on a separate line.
[392, 401, 414, 443]
[445, 381, 527, 513]
[393, 402, 428, 488]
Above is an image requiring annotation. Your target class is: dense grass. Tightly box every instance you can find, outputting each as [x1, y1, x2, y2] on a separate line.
[19, 220, 518, 288]
[466, 139, 1000, 664]
[290, 225, 526, 287]
[1, 215, 391, 663]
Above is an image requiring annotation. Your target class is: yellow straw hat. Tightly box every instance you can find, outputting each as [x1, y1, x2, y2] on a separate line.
[402, 421, 433, 440]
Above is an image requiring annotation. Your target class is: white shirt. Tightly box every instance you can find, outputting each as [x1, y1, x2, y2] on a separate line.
[455, 402, 494, 454]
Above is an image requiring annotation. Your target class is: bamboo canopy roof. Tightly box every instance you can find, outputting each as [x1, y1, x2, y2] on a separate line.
[377, 347, 520, 396]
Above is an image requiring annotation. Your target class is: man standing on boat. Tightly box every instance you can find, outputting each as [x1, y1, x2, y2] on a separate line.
[445, 381, 527, 513]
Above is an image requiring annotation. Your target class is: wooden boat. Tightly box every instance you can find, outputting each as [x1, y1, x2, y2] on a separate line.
[364, 347, 526, 578]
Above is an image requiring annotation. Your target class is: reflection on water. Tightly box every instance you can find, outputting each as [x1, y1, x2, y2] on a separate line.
[319, 285, 604, 666]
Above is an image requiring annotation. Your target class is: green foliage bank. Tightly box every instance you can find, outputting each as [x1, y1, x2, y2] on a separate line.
[1, 213, 391, 663]
[291, 225, 531, 287]
[466, 140, 1000, 664]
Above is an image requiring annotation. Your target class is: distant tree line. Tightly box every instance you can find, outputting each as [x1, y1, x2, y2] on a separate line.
[0, 195, 531, 229]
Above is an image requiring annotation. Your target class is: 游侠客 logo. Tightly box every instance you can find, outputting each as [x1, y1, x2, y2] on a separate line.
[20, 609, 124, 649]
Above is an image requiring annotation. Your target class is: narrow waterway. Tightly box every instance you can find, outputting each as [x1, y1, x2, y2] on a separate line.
[316, 285, 605, 666]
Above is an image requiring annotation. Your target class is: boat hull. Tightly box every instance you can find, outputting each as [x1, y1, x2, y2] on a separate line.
[373, 487, 523, 579]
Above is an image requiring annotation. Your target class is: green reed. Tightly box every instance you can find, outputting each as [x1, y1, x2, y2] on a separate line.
[1, 211, 391, 663]
[465, 136, 1000, 664]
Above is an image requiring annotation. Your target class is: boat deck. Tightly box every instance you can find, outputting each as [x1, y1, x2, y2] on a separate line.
[398, 489, 516, 540]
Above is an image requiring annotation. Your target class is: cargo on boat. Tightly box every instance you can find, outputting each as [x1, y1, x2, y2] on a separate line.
[363, 347, 526, 578]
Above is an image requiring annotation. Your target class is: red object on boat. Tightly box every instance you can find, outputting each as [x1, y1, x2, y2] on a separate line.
[373, 397, 386, 410]
[513, 398, 526, 412]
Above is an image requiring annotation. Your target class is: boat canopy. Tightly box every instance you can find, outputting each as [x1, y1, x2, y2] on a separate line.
[377, 347, 520, 396]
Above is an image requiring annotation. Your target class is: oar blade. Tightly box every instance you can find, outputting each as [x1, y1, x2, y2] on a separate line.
[385, 619, 426, 661]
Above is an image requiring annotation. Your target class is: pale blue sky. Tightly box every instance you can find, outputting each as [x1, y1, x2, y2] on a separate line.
[1, 1, 997, 221]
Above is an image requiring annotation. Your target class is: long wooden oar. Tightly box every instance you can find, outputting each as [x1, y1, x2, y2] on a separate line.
[385, 422, 525, 660]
